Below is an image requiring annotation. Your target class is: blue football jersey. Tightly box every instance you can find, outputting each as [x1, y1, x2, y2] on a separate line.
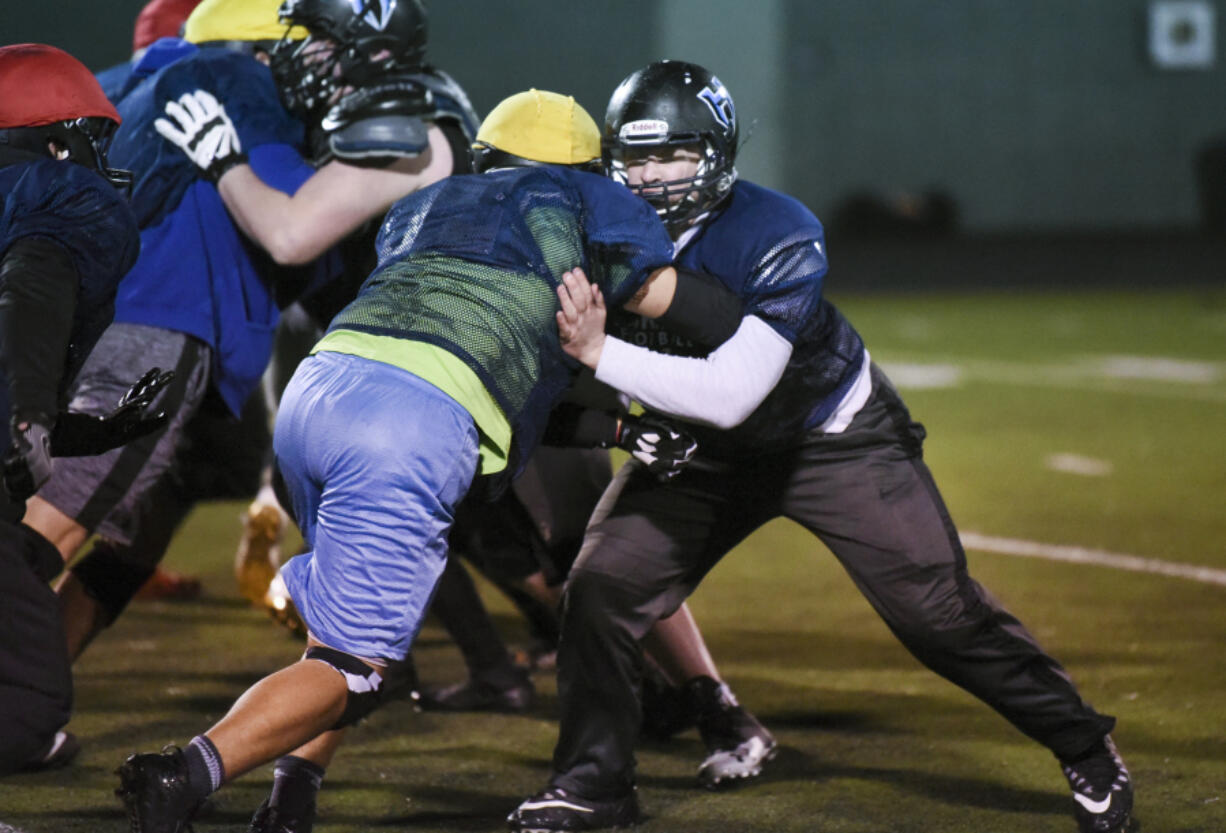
[614, 180, 866, 454]
[0, 157, 140, 415]
[106, 43, 324, 416]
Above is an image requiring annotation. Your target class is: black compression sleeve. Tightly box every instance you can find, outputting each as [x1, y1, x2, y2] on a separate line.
[656, 267, 744, 349]
[0, 237, 79, 424]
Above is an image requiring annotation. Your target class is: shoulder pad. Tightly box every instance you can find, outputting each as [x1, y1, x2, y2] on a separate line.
[405, 67, 480, 142]
[318, 76, 433, 163]
[321, 75, 432, 133]
[325, 115, 431, 163]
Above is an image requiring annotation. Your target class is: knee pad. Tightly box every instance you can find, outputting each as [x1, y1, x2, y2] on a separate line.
[304, 646, 385, 728]
[70, 541, 157, 625]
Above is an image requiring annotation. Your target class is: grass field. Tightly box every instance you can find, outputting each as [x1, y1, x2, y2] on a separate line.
[1, 287, 1224, 832]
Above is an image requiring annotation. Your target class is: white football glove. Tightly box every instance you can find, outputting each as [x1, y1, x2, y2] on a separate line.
[154, 89, 247, 182]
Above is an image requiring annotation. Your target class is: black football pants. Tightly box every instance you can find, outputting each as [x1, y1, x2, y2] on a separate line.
[550, 365, 1115, 798]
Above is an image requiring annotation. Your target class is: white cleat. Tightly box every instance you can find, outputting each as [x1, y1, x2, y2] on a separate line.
[698, 732, 778, 789]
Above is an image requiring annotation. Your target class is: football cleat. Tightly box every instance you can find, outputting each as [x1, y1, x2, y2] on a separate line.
[235, 502, 285, 606]
[688, 676, 777, 790]
[507, 787, 641, 832]
[135, 567, 202, 601]
[263, 573, 308, 639]
[419, 673, 534, 713]
[1061, 736, 1134, 833]
[248, 796, 314, 833]
[114, 747, 202, 833]
[511, 640, 558, 673]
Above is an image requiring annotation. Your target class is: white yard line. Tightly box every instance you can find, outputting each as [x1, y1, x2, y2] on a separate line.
[878, 357, 1226, 402]
[961, 531, 1226, 587]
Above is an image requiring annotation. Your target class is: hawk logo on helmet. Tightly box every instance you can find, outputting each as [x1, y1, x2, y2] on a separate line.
[697, 77, 734, 130]
[349, 0, 396, 31]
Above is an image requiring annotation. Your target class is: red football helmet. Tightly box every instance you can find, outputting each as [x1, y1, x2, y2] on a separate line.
[0, 44, 131, 190]
[133, 0, 205, 52]
[0, 43, 120, 129]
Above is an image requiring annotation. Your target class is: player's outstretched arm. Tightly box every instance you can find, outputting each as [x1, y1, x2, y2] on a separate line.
[215, 124, 453, 265]
[156, 90, 453, 265]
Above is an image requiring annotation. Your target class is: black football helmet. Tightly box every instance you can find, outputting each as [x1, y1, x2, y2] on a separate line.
[603, 60, 738, 228]
[271, 0, 429, 124]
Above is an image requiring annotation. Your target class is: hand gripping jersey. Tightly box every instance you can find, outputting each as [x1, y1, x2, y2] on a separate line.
[0, 154, 141, 417]
[327, 166, 674, 481]
[612, 180, 866, 456]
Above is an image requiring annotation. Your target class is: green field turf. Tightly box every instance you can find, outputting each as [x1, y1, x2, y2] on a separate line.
[1, 288, 1223, 832]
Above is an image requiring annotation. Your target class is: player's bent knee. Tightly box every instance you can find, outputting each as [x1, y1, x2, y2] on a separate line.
[563, 567, 659, 635]
[304, 645, 385, 728]
[21, 498, 88, 561]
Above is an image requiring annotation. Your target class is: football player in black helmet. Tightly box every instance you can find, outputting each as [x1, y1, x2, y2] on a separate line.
[271, 0, 428, 127]
[603, 59, 738, 229]
[511, 59, 1133, 833]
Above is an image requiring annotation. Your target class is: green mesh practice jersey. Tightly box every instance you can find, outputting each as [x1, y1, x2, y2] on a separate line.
[326, 166, 673, 481]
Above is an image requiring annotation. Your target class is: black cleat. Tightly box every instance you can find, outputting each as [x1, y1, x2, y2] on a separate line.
[248, 797, 315, 833]
[507, 786, 641, 832]
[1061, 735, 1134, 833]
[687, 676, 777, 790]
[115, 747, 202, 833]
[419, 674, 534, 713]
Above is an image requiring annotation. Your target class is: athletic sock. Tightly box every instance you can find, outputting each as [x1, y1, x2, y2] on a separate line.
[269, 755, 326, 818]
[184, 735, 225, 800]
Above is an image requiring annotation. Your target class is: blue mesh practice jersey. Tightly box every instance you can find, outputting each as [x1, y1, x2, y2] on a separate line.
[612, 180, 865, 456]
[0, 156, 141, 418]
[328, 166, 675, 478]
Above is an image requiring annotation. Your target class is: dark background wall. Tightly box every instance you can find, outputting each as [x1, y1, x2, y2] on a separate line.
[5, 0, 1224, 233]
[785, 1, 1225, 231]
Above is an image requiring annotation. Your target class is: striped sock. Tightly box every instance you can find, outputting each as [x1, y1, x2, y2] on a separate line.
[184, 735, 225, 794]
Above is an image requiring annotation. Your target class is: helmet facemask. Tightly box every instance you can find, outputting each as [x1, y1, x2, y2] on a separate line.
[605, 134, 736, 229]
[271, 0, 427, 126]
[271, 32, 348, 122]
[0, 117, 132, 194]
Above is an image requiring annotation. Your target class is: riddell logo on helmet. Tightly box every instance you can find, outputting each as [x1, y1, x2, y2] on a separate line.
[619, 119, 669, 144]
[349, 0, 396, 31]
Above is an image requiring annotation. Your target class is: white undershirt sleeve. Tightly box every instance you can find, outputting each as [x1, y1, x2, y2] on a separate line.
[593, 315, 793, 429]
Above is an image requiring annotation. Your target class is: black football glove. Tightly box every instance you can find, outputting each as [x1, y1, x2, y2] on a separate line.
[616, 413, 698, 481]
[4, 417, 53, 503]
[50, 367, 176, 457]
